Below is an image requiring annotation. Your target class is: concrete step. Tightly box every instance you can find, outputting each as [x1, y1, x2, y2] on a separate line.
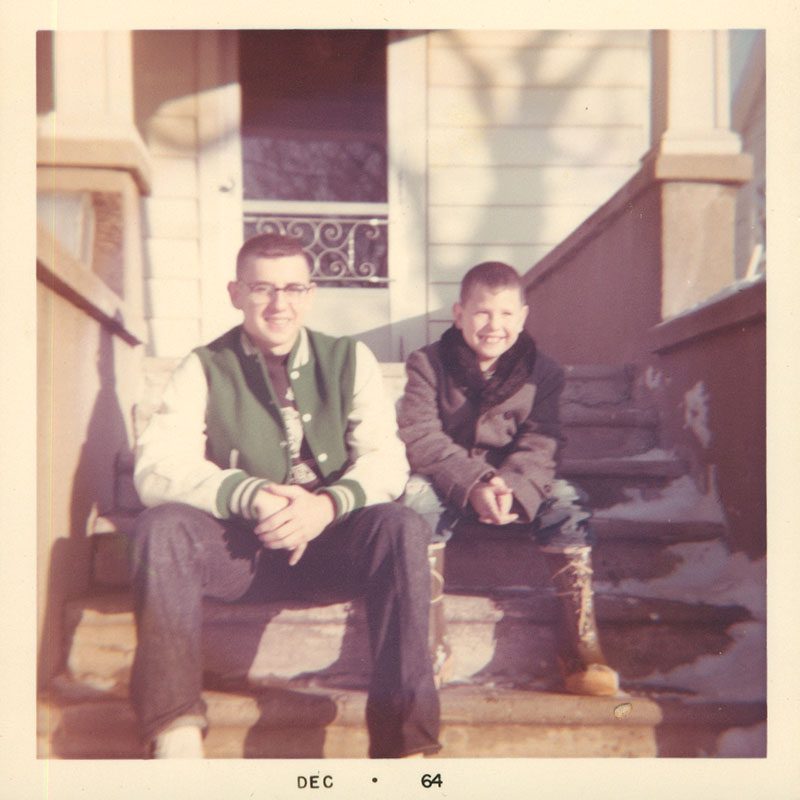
[560, 453, 687, 508]
[38, 682, 765, 759]
[90, 512, 724, 591]
[561, 364, 634, 405]
[443, 516, 727, 590]
[62, 590, 749, 699]
[559, 403, 658, 458]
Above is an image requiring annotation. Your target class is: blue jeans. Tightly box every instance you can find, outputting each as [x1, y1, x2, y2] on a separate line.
[401, 474, 593, 551]
[129, 502, 441, 758]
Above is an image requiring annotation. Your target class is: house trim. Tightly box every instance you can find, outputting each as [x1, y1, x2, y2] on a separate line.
[648, 277, 765, 354]
[36, 114, 152, 195]
[387, 31, 429, 359]
[37, 225, 147, 345]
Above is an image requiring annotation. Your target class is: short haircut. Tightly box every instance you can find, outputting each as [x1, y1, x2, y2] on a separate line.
[236, 233, 311, 277]
[459, 261, 523, 303]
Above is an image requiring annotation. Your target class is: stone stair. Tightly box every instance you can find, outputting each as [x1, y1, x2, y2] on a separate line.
[38, 359, 766, 758]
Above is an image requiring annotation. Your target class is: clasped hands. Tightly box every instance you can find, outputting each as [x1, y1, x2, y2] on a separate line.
[468, 475, 519, 526]
[251, 484, 335, 566]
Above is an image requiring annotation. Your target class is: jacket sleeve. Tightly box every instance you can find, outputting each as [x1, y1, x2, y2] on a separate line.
[317, 341, 410, 517]
[133, 353, 269, 519]
[496, 359, 564, 522]
[396, 349, 493, 510]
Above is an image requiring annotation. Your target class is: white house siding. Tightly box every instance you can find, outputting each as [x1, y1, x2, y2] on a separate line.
[133, 29, 653, 356]
[425, 30, 651, 341]
[731, 32, 766, 280]
[135, 31, 204, 357]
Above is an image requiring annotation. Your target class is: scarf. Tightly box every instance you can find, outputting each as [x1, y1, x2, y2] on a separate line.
[439, 325, 537, 412]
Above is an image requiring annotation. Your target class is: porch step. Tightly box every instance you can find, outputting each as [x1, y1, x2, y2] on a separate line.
[38, 682, 765, 759]
[444, 516, 726, 590]
[62, 590, 749, 698]
[559, 452, 687, 508]
[561, 364, 635, 405]
[559, 404, 658, 458]
[90, 511, 724, 590]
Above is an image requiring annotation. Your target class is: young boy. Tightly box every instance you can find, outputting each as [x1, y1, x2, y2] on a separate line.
[397, 261, 619, 696]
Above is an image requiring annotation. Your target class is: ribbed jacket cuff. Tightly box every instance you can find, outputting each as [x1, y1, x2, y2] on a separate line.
[318, 479, 366, 519]
[216, 472, 270, 519]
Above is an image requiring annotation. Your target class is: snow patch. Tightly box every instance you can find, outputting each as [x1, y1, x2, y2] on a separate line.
[596, 475, 726, 524]
[625, 447, 678, 461]
[683, 381, 713, 448]
[601, 541, 766, 614]
[715, 722, 767, 757]
[632, 620, 766, 703]
[644, 366, 664, 391]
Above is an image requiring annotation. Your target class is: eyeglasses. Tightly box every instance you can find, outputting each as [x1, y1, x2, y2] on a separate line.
[239, 281, 313, 302]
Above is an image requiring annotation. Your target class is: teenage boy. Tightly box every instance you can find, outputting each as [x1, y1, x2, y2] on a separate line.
[131, 233, 441, 758]
[397, 261, 619, 697]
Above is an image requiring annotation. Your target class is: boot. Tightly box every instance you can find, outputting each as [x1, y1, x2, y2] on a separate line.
[427, 541, 453, 689]
[542, 545, 619, 696]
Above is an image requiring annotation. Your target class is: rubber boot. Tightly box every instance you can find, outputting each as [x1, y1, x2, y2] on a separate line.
[427, 541, 453, 689]
[542, 545, 619, 696]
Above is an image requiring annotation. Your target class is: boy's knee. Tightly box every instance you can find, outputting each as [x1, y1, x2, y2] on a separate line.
[401, 475, 443, 514]
[365, 504, 433, 557]
[383, 502, 429, 535]
[132, 503, 201, 561]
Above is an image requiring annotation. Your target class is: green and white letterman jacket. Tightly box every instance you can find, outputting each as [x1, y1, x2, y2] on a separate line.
[134, 326, 409, 521]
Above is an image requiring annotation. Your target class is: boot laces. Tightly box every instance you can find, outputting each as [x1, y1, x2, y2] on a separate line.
[552, 548, 594, 639]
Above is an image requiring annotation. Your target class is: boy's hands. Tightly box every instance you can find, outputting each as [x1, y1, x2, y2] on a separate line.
[468, 475, 519, 525]
[253, 484, 336, 565]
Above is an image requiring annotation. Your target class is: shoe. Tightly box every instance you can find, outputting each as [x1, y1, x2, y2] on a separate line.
[542, 545, 620, 697]
[151, 717, 205, 758]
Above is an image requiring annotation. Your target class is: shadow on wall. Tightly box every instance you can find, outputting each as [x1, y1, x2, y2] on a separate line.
[39, 327, 132, 685]
[425, 30, 643, 343]
[347, 311, 441, 363]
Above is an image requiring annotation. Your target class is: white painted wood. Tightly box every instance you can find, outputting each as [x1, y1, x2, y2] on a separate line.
[197, 30, 245, 344]
[428, 243, 553, 278]
[145, 239, 200, 279]
[148, 318, 202, 359]
[427, 320, 451, 341]
[650, 31, 742, 156]
[243, 200, 388, 217]
[311, 288, 392, 361]
[427, 282, 460, 313]
[429, 86, 647, 127]
[429, 165, 639, 207]
[732, 34, 765, 280]
[424, 29, 651, 314]
[143, 116, 198, 158]
[149, 156, 198, 199]
[53, 32, 110, 119]
[105, 32, 135, 121]
[429, 46, 648, 89]
[429, 126, 647, 167]
[146, 277, 201, 319]
[387, 32, 429, 356]
[143, 197, 198, 240]
[429, 205, 596, 247]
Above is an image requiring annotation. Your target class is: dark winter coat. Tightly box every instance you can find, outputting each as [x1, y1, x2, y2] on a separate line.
[397, 328, 565, 523]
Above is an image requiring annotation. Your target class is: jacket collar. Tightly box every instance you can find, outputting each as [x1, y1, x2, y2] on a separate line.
[239, 326, 310, 370]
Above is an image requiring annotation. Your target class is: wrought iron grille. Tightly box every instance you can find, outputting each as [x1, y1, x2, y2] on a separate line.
[244, 209, 389, 288]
